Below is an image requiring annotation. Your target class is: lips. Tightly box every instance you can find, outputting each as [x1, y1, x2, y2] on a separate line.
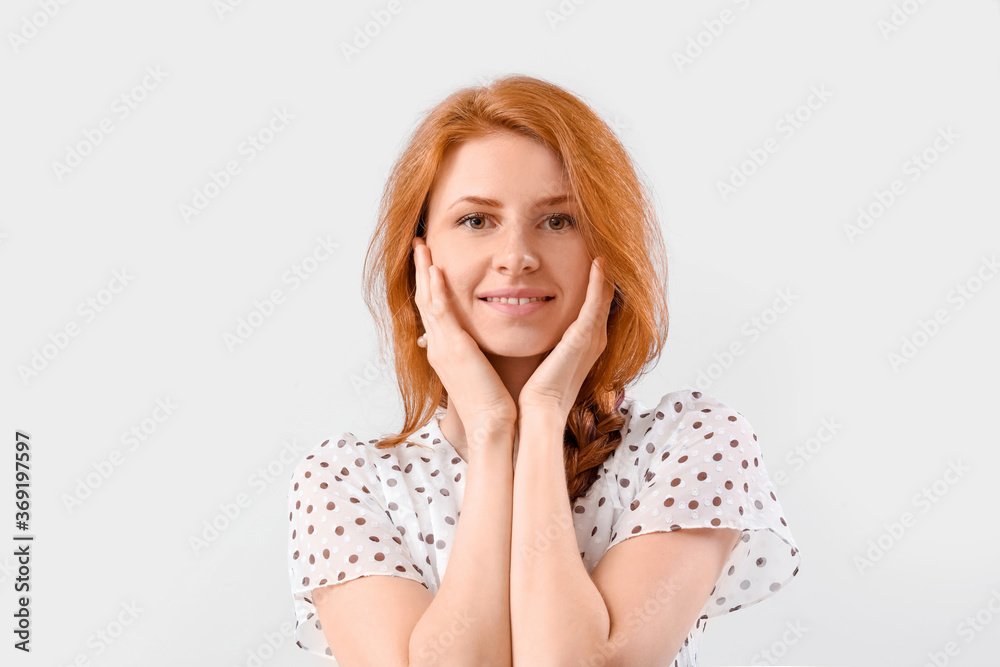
[477, 288, 555, 299]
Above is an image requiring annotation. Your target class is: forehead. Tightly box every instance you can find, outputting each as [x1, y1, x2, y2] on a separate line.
[428, 132, 569, 209]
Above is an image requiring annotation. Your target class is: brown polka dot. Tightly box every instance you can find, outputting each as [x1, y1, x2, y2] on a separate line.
[307, 525, 314, 534]
[374, 553, 385, 562]
[326, 502, 335, 510]
[711, 518, 721, 526]
[693, 421, 702, 429]
[631, 526, 642, 534]
[713, 453, 722, 461]
[674, 402, 682, 413]
[309, 554, 315, 564]
[355, 518, 366, 525]
[349, 554, 358, 563]
[664, 497, 674, 507]
[725, 480, 733, 490]
[688, 500, 698, 509]
[335, 526, 344, 536]
[730, 439, 739, 448]
[697, 472, 708, 481]
[670, 478, 681, 487]
[754, 500, 764, 510]
[713, 496, 721, 506]
[323, 549, 330, 558]
[293, 551, 299, 560]
[678, 455, 688, 463]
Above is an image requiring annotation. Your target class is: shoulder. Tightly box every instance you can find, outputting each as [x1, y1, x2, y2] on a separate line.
[289, 432, 378, 491]
[612, 389, 759, 473]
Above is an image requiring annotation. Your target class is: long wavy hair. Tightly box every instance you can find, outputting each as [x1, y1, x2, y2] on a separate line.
[361, 74, 669, 504]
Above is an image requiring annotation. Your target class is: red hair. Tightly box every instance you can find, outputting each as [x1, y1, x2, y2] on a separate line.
[361, 74, 669, 504]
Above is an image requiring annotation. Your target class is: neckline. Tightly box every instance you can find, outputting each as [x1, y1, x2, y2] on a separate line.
[428, 412, 468, 467]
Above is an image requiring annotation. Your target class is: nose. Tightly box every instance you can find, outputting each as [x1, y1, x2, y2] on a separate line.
[492, 225, 539, 274]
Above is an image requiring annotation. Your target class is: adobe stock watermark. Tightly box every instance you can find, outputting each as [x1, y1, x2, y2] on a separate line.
[17, 268, 135, 386]
[672, 0, 758, 73]
[518, 511, 575, 562]
[843, 125, 958, 243]
[223, 235, 339, 352]
[7, 0, 73, 53]
[691, 288, 798, 391]
[877, 0, 933, 40]
[189, 438, 305, 556]
[178, 107, 294, 224]
[233, 619, 296, 667]
[854, 459, 969, 575]
[55, 600, 143, 667]
[771, 417, 844, 488]
[51, 65, 168, 183]
[340, 0, 411, 63]
[413, 609, 477, 665]
[716, 84, 832, 202]
[61, 397, 179, 514]
[545, 0, 591, 31]
[887, 254, 997, 372]
[214, 0, 250, 21]
[580, 574, 683, 667]
[749, 619, 809, 665]
[920, 589, 1000, 667]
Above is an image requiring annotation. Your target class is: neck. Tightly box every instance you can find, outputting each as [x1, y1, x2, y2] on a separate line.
[437, 350, 546, 465]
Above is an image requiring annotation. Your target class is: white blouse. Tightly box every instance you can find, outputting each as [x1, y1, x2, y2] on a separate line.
[287, 389, 802, 665]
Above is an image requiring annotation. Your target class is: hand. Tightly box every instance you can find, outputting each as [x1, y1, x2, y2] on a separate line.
[411, 236, 518, 444]
[518, 257, 615, 424]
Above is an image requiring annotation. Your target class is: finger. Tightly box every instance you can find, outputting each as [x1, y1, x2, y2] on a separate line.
[580, 258, 611, 328]
[412, 240, 437, 342]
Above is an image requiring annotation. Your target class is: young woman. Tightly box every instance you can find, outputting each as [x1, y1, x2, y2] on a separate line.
[287, 74, 802, 667]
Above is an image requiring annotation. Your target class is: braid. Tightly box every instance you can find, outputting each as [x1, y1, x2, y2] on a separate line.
[562, 389, 626, 504]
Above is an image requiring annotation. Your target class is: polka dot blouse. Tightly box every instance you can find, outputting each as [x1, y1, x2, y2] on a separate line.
[287, 389, 802, 665]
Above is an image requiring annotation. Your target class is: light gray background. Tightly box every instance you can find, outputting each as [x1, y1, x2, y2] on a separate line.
[2, 1, 998, 666]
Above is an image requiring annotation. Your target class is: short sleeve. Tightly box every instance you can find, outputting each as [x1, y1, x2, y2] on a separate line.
[607, 391, 801, 620]
[287, 434, 429, 660]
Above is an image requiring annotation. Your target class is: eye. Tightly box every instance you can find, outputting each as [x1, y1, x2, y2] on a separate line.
[543, 214, 575, 231]
[456, 213, 491, 230]
[455, 213, 577, 231]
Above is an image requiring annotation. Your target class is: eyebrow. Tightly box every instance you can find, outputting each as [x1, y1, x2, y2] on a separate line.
[447, 194, 575, 210]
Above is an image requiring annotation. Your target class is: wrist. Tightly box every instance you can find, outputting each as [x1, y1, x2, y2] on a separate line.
[517, 408, 567, 437]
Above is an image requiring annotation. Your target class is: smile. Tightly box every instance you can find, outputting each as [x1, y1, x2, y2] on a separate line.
[479, 296, 554, 316]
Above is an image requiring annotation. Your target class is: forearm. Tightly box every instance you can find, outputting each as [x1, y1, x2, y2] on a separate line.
[409, 428, 515, 667]
[510, 411, 611, 667]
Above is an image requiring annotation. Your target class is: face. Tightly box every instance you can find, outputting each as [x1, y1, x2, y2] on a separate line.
[423, 131, 593, 360]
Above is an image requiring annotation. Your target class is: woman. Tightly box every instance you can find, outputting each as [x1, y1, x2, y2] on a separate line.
[287, 74, 801, 666]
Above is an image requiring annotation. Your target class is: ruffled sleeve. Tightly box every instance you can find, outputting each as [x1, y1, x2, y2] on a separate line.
[606, 390, 801, 620]
[287, 434, 428, 659]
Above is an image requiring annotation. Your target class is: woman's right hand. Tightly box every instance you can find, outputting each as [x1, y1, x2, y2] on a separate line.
[412, 236, 517, 447]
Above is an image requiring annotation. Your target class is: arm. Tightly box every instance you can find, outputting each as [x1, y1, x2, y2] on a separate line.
[510, 410, 610, 666]
[408, 424, 515, 667]
[510, 409, 743, 667]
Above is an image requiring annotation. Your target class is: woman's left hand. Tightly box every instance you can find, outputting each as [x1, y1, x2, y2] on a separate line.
[518, 257, 616, 423]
